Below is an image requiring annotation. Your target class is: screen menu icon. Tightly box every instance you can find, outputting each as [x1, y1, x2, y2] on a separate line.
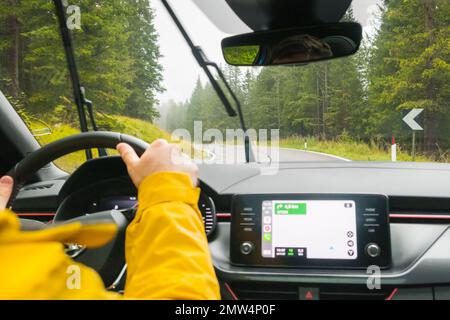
[261, 201, 273, 257]
[275, 247, 307, 257]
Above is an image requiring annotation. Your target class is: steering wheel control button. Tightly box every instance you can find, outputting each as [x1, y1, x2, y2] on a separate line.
[366, 243, 381, 258]
[240, 242, 254, 255]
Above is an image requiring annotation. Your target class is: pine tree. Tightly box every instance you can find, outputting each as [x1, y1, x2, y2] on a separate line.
[368, 0, 450, 152]
[124, 0, 163, 121]
[0, 0, 164, 123]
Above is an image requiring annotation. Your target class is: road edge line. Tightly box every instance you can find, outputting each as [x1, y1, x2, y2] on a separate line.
[280, 147, 352, 162]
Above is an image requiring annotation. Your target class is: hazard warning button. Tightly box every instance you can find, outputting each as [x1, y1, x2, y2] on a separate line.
[299, 287, 320, 300]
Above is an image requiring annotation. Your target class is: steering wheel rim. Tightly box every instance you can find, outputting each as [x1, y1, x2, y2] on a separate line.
[6, 132, 150, 288]
[7, 131, 149, 208]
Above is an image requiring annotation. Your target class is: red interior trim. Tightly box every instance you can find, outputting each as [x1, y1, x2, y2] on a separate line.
[16, 213, 56, 217]
[218, 213, 450, 220]
[16, 212, 450, 221]
[390, 213, 450, 220]
[224, 282, 239, 300]
[385, 288, 398, 300]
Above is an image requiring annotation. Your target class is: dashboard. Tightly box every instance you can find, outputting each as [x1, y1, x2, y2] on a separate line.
[200, 162, 450, 300]
[12, 158, 450, 300]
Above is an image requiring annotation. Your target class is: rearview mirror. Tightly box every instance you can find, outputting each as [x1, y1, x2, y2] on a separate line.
[222, 22, 362, 66]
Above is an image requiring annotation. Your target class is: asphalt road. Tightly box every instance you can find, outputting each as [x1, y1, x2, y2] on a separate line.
[199, 144, 349, 164]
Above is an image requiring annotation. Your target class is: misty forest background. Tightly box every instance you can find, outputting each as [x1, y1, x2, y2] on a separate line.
[163, 0, 449, 161]
[1, 0, 449, 166]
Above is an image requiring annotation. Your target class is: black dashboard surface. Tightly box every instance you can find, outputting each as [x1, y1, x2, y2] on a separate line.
[17, 160, 450, 210]
[198, 162, 450, 198]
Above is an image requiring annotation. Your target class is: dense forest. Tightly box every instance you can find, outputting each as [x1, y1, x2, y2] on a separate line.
[0, 0, 163, 123]
[165, 0, 449, 158]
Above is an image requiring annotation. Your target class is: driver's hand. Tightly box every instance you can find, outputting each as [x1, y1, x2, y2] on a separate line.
[0, 176, 13, 210]
[117, 139, 198, 188]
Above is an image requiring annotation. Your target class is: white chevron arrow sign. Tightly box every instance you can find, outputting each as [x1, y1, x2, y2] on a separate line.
[402, 108, 424, 131]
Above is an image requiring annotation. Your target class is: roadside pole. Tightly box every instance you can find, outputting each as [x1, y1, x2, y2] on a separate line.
[412, 131, 416, 161]
[391, 136, 397, 162]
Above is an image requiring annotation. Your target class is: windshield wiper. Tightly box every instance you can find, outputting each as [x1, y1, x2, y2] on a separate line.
[160, 0, 254, 163]
[53, 0, 107, 159]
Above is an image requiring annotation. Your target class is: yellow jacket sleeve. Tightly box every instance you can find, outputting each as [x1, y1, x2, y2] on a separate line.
[124, 172, 221, 300]
[0, 172, 219, 300]
[0, 209, 120, 300]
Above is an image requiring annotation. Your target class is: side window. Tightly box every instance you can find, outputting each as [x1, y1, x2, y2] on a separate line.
[0, 1, 169, 173]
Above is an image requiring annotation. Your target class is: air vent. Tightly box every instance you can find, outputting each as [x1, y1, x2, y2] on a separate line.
[320, 285, 392, 300]
[228, 282, 394, 300]
[230, 282, 298, 300]
[389, 196, 450, 223]
[23, 184, 53, 191]
[389, 211, 450, 223]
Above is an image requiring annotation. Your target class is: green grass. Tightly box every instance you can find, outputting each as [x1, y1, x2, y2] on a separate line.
[108, 115, 170, 142]
[281, 136, 434, 162]
[30, 115, 441, 173]
[30, 115, 171, 173]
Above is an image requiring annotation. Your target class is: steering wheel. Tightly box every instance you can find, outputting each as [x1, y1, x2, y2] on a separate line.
[7, 132, 150, 289]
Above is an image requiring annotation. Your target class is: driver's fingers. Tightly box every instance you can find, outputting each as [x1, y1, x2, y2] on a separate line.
[117, 143, 140, 168]
[150, 138, 169, 148]
[0, 176, 13, 209]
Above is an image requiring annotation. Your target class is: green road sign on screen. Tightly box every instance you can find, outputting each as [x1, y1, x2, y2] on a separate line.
[275, 202, 307, 215]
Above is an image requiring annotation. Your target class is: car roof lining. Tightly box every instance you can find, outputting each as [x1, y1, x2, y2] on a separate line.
[193, 0, 352, 33]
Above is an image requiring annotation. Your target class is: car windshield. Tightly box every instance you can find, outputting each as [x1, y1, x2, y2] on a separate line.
[0, 0, 449, 172]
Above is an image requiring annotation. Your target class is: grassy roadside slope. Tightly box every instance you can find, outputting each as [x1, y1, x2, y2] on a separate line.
[31, 115, 171, 173]
[281, 136, 433, 162]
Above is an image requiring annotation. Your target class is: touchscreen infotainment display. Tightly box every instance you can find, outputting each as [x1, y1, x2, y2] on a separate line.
[231, 194, 391, 269]
[261, 200, 358, 260]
